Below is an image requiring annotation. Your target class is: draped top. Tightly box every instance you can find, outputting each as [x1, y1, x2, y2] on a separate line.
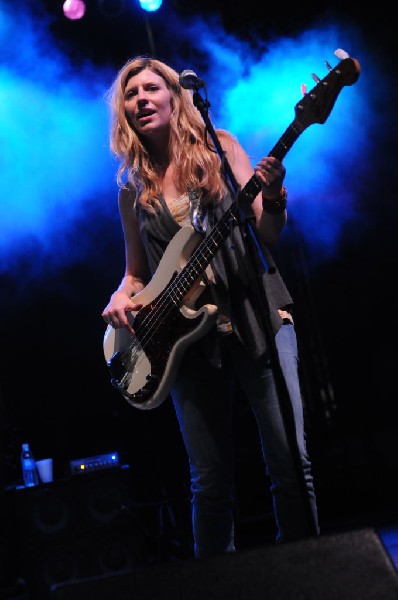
[121, 185, 293, 361]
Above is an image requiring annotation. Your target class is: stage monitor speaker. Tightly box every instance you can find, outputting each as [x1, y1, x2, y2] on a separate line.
[50, 528, 398, 600]
[6, 467, 149, 599]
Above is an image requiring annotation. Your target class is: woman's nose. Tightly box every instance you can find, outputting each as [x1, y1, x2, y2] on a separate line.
[137, 88, 148, 102]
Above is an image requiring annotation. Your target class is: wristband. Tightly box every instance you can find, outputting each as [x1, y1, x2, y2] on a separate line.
[262, 186, 288, 215]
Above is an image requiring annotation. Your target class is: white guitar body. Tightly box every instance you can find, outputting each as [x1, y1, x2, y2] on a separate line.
[103, 225, 218, 410]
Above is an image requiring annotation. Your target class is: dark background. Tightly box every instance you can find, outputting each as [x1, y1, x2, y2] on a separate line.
[1, 0, 398, 583]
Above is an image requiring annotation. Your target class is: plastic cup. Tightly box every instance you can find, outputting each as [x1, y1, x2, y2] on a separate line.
[36, 458, 53, 483]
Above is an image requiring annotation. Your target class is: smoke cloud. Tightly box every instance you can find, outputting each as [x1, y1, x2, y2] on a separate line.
[0, 2, 393, 278]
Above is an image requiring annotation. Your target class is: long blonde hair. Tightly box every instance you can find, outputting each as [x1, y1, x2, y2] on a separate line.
[107, 55, 232, 209]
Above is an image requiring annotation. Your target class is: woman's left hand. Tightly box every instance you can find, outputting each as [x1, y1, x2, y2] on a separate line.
[254, 156, 286, 199]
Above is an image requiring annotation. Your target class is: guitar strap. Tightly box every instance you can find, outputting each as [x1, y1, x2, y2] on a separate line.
[188, 188, 233, 337]
[188, 188, 209, 233]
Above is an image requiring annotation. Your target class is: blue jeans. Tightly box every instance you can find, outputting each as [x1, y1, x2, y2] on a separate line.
[171, 323, 319, 558]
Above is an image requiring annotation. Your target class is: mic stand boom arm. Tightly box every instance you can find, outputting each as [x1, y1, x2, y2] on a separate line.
[191, 88, 318, 537]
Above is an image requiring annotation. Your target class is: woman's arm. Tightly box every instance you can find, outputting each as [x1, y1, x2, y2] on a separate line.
[101, 187, 150, 333]
[222, 134, 287, 245]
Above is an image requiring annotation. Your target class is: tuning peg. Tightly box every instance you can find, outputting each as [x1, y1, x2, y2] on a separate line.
[325, 61, 333, 71]
[311, 73, 321, 83]
[300, 83, 307, 97]
[334, 48, 350, 60]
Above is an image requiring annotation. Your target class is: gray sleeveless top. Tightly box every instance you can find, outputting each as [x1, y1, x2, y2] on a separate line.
[128, 187, 293, 361]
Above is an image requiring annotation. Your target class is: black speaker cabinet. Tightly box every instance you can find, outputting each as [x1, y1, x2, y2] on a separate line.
[50, 528, 398, 600]
[6, 467, 149, 599]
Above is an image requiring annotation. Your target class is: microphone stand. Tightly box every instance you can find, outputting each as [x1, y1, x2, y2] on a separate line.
[191, 88, 318, 537]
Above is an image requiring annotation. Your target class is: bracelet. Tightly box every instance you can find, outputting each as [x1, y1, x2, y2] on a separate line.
[262, 186, 288, 215]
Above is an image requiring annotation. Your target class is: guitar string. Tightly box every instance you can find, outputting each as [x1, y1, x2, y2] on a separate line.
[114, 175, 263, 398]
[117, 211, 237, 396]
[118, 176, 255, 376]
[122, 223, 223, 361]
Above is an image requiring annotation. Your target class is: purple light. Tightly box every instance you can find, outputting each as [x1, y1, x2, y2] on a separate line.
[63, 0, 86, 20]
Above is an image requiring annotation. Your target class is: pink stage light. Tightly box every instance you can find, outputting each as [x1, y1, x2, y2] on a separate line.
[63, 0, 86, 20]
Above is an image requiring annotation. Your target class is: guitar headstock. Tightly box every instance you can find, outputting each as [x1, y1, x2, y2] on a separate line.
[294, 55, 361, 132]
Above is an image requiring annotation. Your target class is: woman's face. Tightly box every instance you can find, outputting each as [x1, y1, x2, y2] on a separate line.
[123, 68, 173, 141]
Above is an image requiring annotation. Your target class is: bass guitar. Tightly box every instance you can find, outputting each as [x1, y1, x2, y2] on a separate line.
[103, 51, 360, 410]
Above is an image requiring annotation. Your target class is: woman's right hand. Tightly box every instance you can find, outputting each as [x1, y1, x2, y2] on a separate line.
[101, 291, 143, 335]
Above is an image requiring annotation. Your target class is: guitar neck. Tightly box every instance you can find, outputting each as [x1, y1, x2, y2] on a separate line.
[167, 119, 303, 304]
[238, 119, 301, 204]
[170, 202, 240, 303]
[269, 121, 303, 161]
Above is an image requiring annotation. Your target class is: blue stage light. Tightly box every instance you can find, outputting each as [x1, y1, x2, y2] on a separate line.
[138, 0, 162, 12]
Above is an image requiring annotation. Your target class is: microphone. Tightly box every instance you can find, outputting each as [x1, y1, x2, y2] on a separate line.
[179, 69, 206, 91]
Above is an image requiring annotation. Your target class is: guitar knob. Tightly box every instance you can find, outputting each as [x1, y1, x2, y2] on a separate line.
[311, 73, 321, 83]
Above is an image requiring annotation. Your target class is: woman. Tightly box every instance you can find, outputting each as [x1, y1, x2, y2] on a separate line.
[102, 55, 319, 559]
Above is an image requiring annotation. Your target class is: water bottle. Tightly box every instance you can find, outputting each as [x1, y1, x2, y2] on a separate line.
[21, 443, 39, 487]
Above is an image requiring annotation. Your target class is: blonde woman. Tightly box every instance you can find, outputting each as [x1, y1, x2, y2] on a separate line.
[102, 56, 319, 558]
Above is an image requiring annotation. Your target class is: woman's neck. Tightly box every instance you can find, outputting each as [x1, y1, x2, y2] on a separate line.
[146, 127, 170, 166]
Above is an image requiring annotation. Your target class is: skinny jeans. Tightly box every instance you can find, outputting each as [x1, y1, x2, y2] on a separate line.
[171, 322, 319, 559]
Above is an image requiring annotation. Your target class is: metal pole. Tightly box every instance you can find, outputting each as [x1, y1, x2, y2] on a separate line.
[143, 13, 157, 57]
